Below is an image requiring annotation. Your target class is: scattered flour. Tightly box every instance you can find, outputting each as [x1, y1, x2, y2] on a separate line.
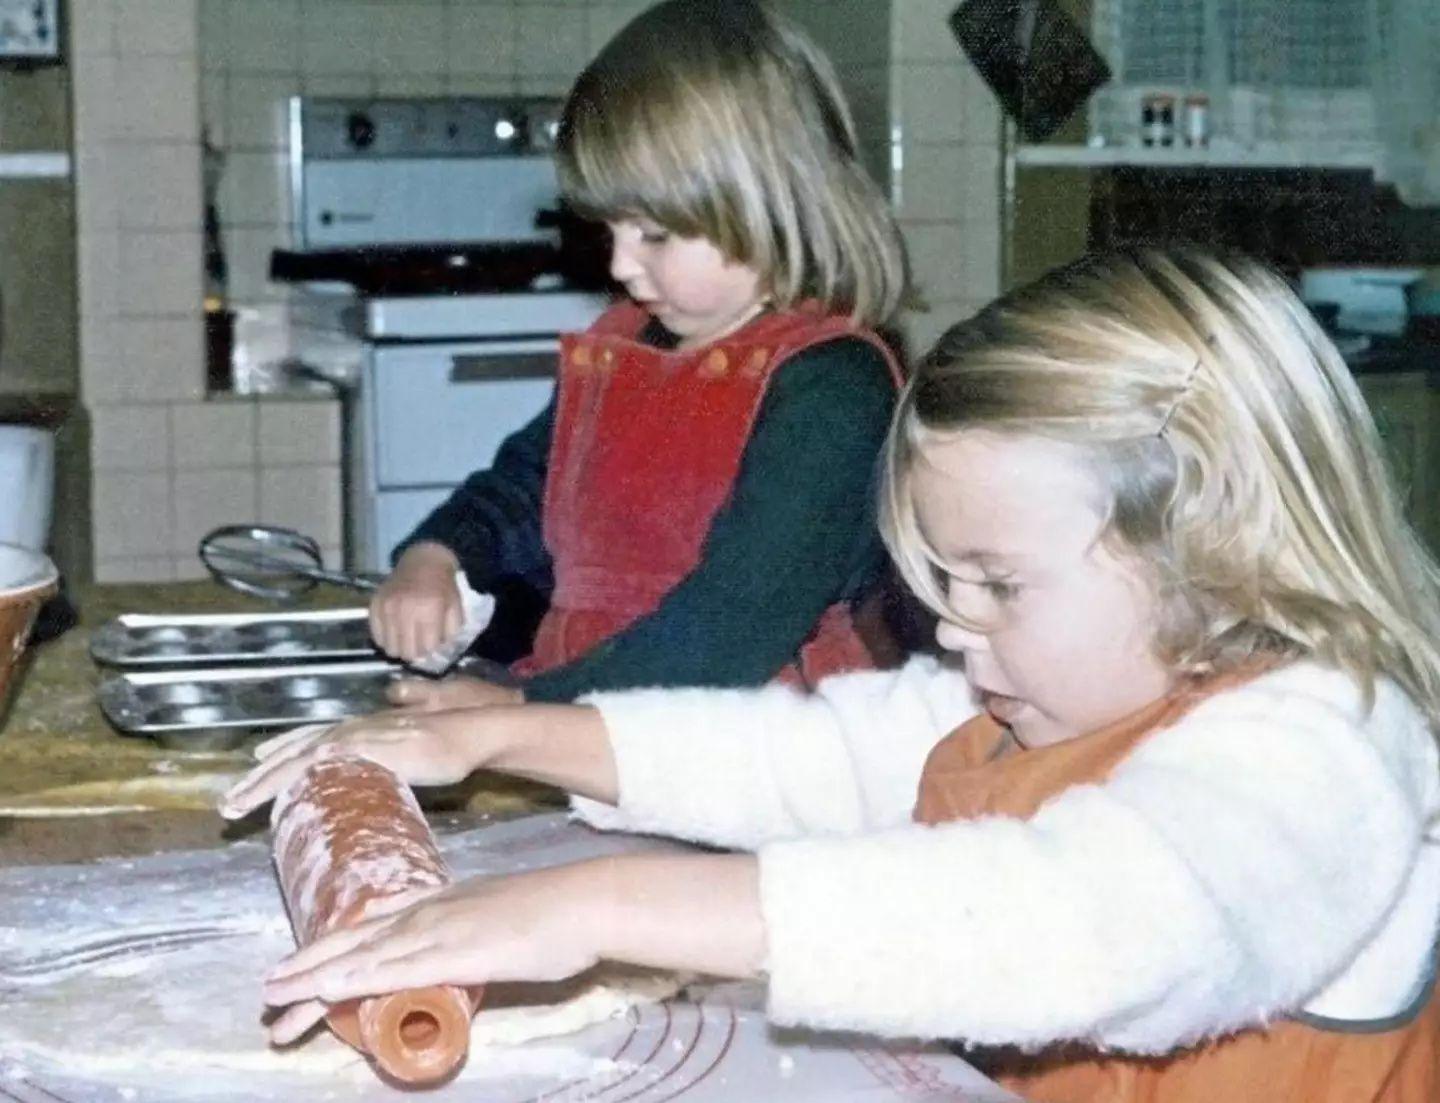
[0, 817, 685, 1101]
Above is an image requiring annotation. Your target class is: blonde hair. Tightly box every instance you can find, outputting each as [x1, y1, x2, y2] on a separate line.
[883, 248, 1440, 728]
[555, 0, 907, 326]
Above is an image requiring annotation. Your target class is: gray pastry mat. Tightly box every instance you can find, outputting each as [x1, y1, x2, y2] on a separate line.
[0, 813, 1021, 1103]
[89, 608, 377, 669]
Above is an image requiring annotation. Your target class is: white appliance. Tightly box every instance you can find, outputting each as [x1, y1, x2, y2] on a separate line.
[0, 425, 54, 552]
[277, 97, 608, 573]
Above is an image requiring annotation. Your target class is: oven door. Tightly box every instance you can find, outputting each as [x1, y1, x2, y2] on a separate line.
[351, 337, 558, 572]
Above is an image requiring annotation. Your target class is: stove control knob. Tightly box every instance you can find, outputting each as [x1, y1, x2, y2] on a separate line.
[346, 111, 377, 150]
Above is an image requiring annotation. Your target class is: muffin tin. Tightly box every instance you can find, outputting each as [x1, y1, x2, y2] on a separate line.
[89, 608, 377, 668]
[97, 660, 402, 750]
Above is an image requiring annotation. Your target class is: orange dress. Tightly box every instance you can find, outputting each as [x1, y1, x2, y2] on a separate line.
[913, 666, 1440, 1103]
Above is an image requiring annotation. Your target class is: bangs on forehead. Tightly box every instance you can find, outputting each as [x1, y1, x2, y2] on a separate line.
[558, 102, 713, 236]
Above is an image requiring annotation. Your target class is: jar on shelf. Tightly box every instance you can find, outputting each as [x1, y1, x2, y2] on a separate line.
[1141, 93, 1176, 147]
[1183, 94, 1210, 148]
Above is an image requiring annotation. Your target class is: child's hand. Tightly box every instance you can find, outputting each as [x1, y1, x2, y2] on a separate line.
[218, 707, 497, 820]
[370, 542, 464, 661]
[261, 860, 612, 1045]
[386, 674, 523, 711]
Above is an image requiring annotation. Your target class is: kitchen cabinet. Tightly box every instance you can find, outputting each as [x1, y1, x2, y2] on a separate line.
[1356, 369, 1440, 559]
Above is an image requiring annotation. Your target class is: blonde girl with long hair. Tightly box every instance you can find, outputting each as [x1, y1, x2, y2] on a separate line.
[369, 0, 908, 700]
[228, 249, 1440, 1103]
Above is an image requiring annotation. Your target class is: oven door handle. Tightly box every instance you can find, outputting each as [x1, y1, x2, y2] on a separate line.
[449, 344, 558, 384]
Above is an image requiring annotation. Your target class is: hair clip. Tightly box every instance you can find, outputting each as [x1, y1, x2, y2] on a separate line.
[1157, 354, 1202, 436]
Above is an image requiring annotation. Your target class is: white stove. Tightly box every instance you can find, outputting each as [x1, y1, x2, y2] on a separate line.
[277, 96, 608, 573]
[363, 290, 605, 341]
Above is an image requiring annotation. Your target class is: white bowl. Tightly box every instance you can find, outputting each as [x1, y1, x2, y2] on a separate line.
[0, 542, 58, 598]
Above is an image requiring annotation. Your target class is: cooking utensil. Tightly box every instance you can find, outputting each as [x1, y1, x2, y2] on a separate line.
[89, 607, 377, 668]
[199, 524, 379, 601]
[97, 659, 401, 751]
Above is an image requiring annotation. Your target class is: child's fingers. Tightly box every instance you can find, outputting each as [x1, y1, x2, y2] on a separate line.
[353, 885, 445, 923]
[267, 999, 329, 1046]
[219, 744, 331, 820]
[268, 945, 455, 1010]
[252, 722, 334, 762]
[386, 678, 449, 710]
[265, 918, 388, 990]
[443, 598, 464, 643]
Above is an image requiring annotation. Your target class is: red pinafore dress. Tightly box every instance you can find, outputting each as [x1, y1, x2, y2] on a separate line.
[510, 300, 902, 688]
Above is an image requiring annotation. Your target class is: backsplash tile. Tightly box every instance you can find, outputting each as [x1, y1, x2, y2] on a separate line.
[115, 145, 204, 231]
[257, 401, 341, 467]
[114, 56, 201, 142]
[117, 317, 206, 403]
[93, 471, 176, 557]
[90, 405, 173, 473]
[224, 0, 302, 74]
[446, 4, 519, 78]
[117, 231, 204, 317]
[259, 463, 342, 546]
[173, 467, 260, 552]
[516, 3, 590, 78]
[171, 401, 257, 469]
[117, 0, 201, 57]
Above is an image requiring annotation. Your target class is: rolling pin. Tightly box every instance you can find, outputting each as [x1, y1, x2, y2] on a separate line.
[271, 750, 480, 1087]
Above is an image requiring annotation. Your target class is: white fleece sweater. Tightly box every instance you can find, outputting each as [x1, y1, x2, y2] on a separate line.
[573, 657, 1440, 1053]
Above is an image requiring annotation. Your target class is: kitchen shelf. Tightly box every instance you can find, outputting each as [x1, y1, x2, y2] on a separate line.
[0, 152, 70, 179]
[1014, 143, 1380, 170]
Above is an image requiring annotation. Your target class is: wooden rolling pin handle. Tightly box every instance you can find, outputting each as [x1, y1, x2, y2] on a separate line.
[271, 750, 481, 1087]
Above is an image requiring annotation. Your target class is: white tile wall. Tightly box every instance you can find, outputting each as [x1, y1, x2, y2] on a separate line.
[889, 1, 1003, 358]
[258, 401, 342, 466]
[90, 405, 172, 473]
[92, 471, 176, 557]
[259, 463, 343, 537]
[174, 467, 260, 547]
[117, 0, 201, 57]
[446, 4, 520, 78]
[172, 401, 256, 469]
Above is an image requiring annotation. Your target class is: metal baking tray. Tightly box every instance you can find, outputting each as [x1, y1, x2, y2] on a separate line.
[89, 607, 378, 668]
[97, 660, 402, 750]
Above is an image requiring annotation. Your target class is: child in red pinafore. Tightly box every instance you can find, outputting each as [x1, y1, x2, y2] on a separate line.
[230, 250, 1440, 1102]
[369, 0, 908, 705]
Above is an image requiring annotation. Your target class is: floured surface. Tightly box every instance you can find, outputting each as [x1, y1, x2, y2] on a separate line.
[0, 813, 1020, 1102]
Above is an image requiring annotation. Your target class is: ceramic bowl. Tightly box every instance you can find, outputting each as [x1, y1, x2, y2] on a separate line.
[0, 542, 59, 715]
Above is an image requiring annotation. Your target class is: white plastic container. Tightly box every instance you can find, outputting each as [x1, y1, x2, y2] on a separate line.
[0, 425, 55, 551]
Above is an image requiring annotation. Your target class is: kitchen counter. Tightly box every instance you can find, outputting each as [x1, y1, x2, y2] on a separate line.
[0, 580, 560, 863]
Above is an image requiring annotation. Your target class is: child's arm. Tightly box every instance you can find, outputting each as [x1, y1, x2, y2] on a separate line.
[259, 850, 765, 1045]
[219, 653, 973, 831]
[572, 652, 977, 848]
[373, 398, 555, 662]
[370, 541, 464, 660]
[220, 702, 618, 819]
